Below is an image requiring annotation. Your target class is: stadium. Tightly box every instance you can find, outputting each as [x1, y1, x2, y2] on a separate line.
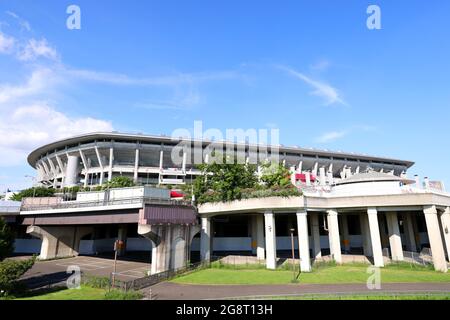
[1, 131, 450, 275]
[27, 132, 414, 188]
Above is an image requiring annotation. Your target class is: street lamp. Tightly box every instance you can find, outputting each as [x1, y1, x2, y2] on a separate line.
[24, 175, 37, 197]
[290, 228, 298, 283]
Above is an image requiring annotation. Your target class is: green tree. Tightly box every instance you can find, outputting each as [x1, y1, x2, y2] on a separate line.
[260, 162, 291, 188]
[0, 217, 14, 261]
[102, 176, 136, 190]
[10, 187, 55, 201]
[192, 153, 258, 204]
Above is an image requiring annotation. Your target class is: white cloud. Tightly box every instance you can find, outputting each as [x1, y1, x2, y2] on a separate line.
[65, 68, 238, 86]
[315, 131, 348, 143]
[18, 38, 58, 61]
[0, 67, 56, 104]
[0, 103, 113, 166]
[278, 65, 347, 106]
[314, 124, 376, 144]
[0, 31, 15, 53]
[6, 11, 32, 31]
[0, 65, 112, 166]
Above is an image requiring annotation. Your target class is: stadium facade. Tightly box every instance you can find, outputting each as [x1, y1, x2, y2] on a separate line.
[27, 132, 415, 188]
[1, 132, 450, 274]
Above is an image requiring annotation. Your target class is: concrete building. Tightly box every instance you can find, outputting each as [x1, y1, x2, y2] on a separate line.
[1, 132, 449, 274]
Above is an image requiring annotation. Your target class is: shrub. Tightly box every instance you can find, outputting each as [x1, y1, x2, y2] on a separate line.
[0, 256, 36, 296]
[260, 162, 292, 188]
[104, 289, 143, 300]
[82, 276, 111, 289]
[0, 218, 14, 261]
[102, 176, 135, 190]
[10, 187, 55, 201]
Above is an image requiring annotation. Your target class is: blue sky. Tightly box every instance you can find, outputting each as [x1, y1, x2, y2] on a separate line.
[0, 0, 449, 192]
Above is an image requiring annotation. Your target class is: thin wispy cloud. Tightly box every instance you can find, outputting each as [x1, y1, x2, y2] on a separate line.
[6, 11, 31, 31]
[314, 125, 376, 144]
[315, 130, 348, 143]
[277, 65, 347, 106]
[65, 68, 239, 87]
[0, 31, 15, 53]
[0, 67, 57, 104]
[18, 38, 59, 61]
[310, 59, 331, 72]
[134, 89, 201, 111]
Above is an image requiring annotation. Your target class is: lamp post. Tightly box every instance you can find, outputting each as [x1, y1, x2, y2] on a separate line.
[24, 175, 36, 197]
[290, 228, 297, 283]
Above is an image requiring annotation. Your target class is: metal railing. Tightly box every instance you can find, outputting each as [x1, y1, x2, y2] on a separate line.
[21, 196, 192, 211]
[402, 249, 434, 267]
[110, 261, 207, 291]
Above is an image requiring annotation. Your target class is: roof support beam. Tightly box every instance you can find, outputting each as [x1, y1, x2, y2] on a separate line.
[95, 146, 104, 185]
[79, 149, 89, 188]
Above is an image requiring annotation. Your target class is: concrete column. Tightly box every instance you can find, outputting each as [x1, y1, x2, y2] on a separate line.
[341, 214, 350, 253]
[182, 150, 187, 173]
[65, 155, 79, 187]
[140, 224, 191, 275]
[296, 211, 311, 272]
[327, 209, 342, 264]
[252, 215, 265, 260]
[319, 167, 326, 186]
[108, 147, 114, 181]
[200, 217, 211, 263]
[305, 172, 311, 186]
[159, 150, 164, 170]
[386, 212, 404, 261]
[310, 213, 322, 259]
[423, 206, 448, 272]
[367, 208, 384, 267]
[134, 148, 139, 183]
[360, 213, 373, 256]
[117, 225, 127, 256]
[264, 211, 277, 269]
[403, 213, 417, 252]
[148, 226, 171, 275]
[440, 208, 450, 262]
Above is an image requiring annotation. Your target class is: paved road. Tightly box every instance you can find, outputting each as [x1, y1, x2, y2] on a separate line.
[145, 282, 450, 300]
[16, 255, 151, 289]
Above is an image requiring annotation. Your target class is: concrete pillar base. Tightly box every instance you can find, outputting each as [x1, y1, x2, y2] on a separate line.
[386, 212, 404, 261]
[27, 225, 93, 260]
[327, 209, 342, 264]
[200, 217, 211, 263]
[440, 208, 450, 262]
[423, 206, 448, 272]
[297, 211, 311, 272]
[264, 211, 277, 269]
[138, 223, 199, 275]
[367, 208, 384, 267]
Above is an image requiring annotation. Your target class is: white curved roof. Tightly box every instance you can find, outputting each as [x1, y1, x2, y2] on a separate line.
[336, 171, 415, 185]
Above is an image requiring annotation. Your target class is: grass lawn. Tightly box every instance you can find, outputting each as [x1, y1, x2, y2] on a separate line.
[17, 286, 107, 300]
[15, 286, 143, 300]
[172, 263, 450, 285]
[265, 293, 450, 300]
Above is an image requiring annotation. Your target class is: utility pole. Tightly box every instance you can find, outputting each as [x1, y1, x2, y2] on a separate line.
[290, 228, 298, 283]
[25, 175, 36, 197]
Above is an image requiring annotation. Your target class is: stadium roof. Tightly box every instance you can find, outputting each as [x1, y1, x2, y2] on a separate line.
[27, 132, 415, 169]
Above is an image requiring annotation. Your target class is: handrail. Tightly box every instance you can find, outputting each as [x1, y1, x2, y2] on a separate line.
[21, 196, 192, 211]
